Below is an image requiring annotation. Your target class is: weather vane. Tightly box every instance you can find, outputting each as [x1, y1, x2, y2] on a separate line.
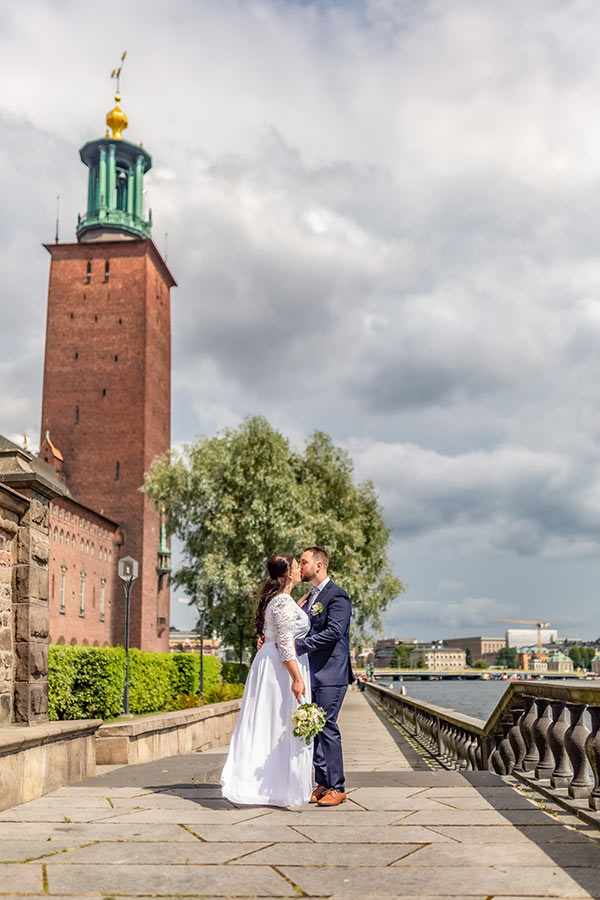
[110, 51, 127, 94]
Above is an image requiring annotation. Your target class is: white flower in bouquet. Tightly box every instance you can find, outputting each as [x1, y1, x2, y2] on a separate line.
[292, 702, 327, 745]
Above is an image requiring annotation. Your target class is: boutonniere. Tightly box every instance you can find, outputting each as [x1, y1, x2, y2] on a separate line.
[311, 601, 324, 616]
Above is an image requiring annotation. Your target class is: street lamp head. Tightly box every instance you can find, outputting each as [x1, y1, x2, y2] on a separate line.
[118, 555, 139, 582]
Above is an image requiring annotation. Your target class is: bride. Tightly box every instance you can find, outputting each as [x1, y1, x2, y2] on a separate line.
[220, 553, 312, 807]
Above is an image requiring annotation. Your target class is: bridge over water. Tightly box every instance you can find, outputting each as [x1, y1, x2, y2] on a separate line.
[0, 686, 598, 898]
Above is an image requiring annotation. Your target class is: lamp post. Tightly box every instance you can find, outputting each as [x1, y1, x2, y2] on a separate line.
[118, 555, 138, 715]
[196, 598, 207, 698]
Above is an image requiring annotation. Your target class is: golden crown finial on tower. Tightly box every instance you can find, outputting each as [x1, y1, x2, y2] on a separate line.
[106, 51, 128, 139]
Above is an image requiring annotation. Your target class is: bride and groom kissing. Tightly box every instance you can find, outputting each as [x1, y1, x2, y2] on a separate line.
[221, 546, 353, 808]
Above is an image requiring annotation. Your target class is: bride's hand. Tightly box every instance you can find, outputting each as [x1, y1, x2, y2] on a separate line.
[291, 678, 306, 702]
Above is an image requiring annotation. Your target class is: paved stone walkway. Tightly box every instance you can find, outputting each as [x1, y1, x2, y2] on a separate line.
[1, 691, 600, 898]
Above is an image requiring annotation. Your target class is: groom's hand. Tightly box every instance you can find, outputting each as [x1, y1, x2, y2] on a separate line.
[297, 592, 310, 608]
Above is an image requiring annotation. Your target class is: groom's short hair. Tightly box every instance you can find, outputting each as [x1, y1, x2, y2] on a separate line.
[305, 546, 329, 569]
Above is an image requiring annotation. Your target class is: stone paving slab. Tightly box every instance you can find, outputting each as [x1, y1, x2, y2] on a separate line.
[42, 841, 272, 865]
[45, 863, 296, 896]
[289, 822, 456, 843]
[400, 808, 559, 825]
[392, 840, 600, 867]
[227, 841, 423, 866]
[0, 865, 43, 894]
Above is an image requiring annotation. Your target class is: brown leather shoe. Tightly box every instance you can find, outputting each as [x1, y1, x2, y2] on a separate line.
[309, 785, 329, 804]
[317, 788, 347, 807]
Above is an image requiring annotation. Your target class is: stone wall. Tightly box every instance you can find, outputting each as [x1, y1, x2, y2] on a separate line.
[13, 489, 51, 723]
[0, 439, 60, 724]
[0, 485, 28, 724]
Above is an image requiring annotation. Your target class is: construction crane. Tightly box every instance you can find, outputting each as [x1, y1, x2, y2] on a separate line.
[494, 618, 550, 658]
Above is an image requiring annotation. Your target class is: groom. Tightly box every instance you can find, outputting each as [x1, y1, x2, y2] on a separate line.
[295, 547, 353, 808]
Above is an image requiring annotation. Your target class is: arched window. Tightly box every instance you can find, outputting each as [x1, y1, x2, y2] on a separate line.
[65, 532, 69, 545]
[53, 527, 58, 541]
[104, 260, 109, 282]
[80, 539, 84, 552]
[71, 534, 75, 548]
[85, 260, 91, 284]
[59, 530, 64, 544]
[91, 543, 94, 557]
[86, 541, 89, 554]
[70, 637, 77, 646]
[57, 635, 66, 645]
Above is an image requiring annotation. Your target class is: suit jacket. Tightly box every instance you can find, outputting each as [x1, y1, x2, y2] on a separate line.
[295, 580, 354, 687]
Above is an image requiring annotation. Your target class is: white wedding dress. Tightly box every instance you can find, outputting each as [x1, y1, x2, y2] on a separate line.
[220, 593, 313, 807]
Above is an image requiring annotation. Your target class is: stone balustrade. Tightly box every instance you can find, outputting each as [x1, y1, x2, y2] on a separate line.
[366, 680, 600, 817]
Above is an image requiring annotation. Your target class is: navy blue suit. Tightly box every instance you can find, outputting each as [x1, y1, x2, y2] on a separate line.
[295, 580, 353, 791]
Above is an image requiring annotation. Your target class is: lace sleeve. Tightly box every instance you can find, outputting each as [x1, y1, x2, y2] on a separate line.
[270, 594, 297, 662]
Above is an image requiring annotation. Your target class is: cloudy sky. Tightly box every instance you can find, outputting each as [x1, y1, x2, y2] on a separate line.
[3, 0, 600, 641]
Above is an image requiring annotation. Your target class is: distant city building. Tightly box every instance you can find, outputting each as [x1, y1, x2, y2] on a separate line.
[547, 651, 574, 673]
[506, 628, 558, 649]
[374, 638, 417, 667]
[168, 632, 223, 657]
[443, 636, 506, 665]
[410, 646, 466, 670]
[591, 653, 600, 674]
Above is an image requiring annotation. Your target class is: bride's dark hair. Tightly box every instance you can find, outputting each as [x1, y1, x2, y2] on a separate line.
[255, 553, 294, 637]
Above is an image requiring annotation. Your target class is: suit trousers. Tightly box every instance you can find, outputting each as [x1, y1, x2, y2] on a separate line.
[312, 684, 347, 791]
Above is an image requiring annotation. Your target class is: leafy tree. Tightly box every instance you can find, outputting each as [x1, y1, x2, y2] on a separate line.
[144, 417, 404, 666]
[472, 658, 488, 669]
[391, 644, 412, 669]
[496, 647, 518, 669]
[465, 648, 473, 667]
[416, 655, 427, 669]
[292, 430, 404, 640]
[569, 646, 596, 670]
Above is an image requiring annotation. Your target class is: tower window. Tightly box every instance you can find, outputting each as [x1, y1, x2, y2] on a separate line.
[102, 388, 106, 396]
[104, 260, 109, 283]
[115, 460, 120, 480]
[114, 354, 118, 362]
[74, 352, 78, 360]
[70, 312, 74, 319]
[75, 405, 79, 424]
[85, 261, 91, 284]
[94, 314, 98, 322]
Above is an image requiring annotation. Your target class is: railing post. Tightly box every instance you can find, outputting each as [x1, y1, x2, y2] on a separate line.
[549, 701, 572, 788]
[534, 699, 554, 780]
[565, 703, 592, 800]
[521, 696, 540, 772]
[584, 706, 600, 811]
[508, 708, 526, 772]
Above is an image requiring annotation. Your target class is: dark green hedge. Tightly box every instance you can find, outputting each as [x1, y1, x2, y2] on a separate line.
[48, 646, 225, 721]
[221, 661, 249, 684]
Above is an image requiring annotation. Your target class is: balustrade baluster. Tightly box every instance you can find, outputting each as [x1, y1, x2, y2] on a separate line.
[534, 699, 554, 780]
[489, 736, 506, 774]
[584, 706, 600, 811]
[465, 732, 479, 770]
[565, 703, 592, 799]
[508, 708, 526, 771]
[457, 730, 471, 769]
[548, 701, 572, 788]
[520, 696, 540, 772]
[499, 722, 516, 775]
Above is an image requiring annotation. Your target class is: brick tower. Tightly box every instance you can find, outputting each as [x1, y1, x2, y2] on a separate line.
[40, 83, 175, 651]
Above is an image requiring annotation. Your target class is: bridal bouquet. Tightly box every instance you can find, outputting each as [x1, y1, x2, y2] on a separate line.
[292, 702, 327, 745]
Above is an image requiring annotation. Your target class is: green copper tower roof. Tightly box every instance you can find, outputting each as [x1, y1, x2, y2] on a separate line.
[76, 75, 152, 242]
